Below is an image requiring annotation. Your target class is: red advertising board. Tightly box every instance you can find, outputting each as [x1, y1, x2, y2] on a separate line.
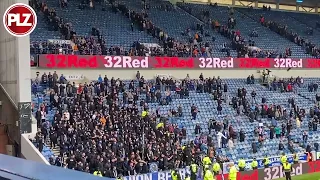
[37, 54, 320, 69]
[216, 170, 258, 180]
[216, 162, 317, 180]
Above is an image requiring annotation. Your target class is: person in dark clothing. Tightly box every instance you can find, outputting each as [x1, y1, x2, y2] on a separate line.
[49, 127, 58, 148]
[252, 142, 257, 153]
[239, 130, 245, 142]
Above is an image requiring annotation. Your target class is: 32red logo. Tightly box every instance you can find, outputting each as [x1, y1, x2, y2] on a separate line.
[3, 3, 37, 37]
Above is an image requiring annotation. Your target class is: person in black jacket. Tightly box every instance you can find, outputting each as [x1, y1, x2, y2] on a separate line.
[239, 130, 245, 142]
[35, 109, 42, 128]
[252, 142, 257, 153]
[217, 104, 222, 115]
[251, 90, 257, 103]
[49, 127, 58, 148]
[223, 83, 228, 93]
[279, 141, 284, 150]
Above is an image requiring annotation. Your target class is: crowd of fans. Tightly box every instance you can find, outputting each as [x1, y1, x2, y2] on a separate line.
[226, 76, 320, 157]
[26, 1, 320, 179]
[30, 70, 320, 178]
[32, 72, 235, 178]
[180, 4, 291, 59]
[29, 0, 106, 55]
[260, 16, 320, 58]
[29, 0, 319, 59]
[29, 0, 196, 57]
[114, 1, 201, 57]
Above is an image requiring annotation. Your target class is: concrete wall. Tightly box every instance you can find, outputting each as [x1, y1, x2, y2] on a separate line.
[20, 133, 49, 164]
[0, 84, 20, 145]
[0, 0, 32, 105]
[0, 0, 32, 154]
[0, 0, 19, 104]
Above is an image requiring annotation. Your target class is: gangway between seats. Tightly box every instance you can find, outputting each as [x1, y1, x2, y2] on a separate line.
[0, 154, 113, 180]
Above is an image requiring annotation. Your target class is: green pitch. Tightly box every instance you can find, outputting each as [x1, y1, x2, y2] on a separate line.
[277, 172, 320, 180]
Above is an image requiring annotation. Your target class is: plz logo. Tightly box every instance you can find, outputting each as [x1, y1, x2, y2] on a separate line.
[3, 3, 37, 37]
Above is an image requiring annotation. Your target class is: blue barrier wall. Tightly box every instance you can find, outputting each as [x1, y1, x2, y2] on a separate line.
[0, 154, 114, 180]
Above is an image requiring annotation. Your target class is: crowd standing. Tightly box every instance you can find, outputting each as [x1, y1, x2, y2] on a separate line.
[31, 70, 320, 179]
[32, 71, 236, 179]
[27, 0, 320, 179]
[28, 0, 319, 59]
[260, 16, 320, 58]
[180, 4, 291, 59]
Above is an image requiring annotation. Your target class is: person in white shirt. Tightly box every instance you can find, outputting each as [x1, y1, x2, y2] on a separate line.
[92, 112, 97, 120]
[59, 47, 63, 54]
[41, 110, 46, 122]
[217, 131, 227, 148]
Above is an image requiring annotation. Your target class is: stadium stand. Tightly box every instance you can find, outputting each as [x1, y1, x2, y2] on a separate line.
[31, 70, 320, 178]
[29, 0, 320, 58]
[177, 3, 311, 58]
[27, 0, 320, 179]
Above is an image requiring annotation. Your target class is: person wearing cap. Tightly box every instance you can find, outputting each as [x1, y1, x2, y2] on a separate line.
[204, 166, 214, 180]
[251, 158, 258, 170]
[283, 161, 292, 180]
[238, 158, 246, 171]
[229, 163, 237, 180]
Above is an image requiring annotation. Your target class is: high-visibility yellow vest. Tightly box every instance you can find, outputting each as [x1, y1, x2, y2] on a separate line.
[213, 162, 221, 172]
[142, 111, 147, 117]
[204, 170, 214, 180]
[238, 159, 246, 168]
[281, 155, 287, 164]
[202, 156, 212, 165]
[171, 171, 178, 180]
[190, 164, 198, 173]
[229, 166, 237, 180]
[93, 171, 102, 177]
[251, 160, 258, 168]
[264, 158, 270, 165]
[283, 163, 291, 172]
